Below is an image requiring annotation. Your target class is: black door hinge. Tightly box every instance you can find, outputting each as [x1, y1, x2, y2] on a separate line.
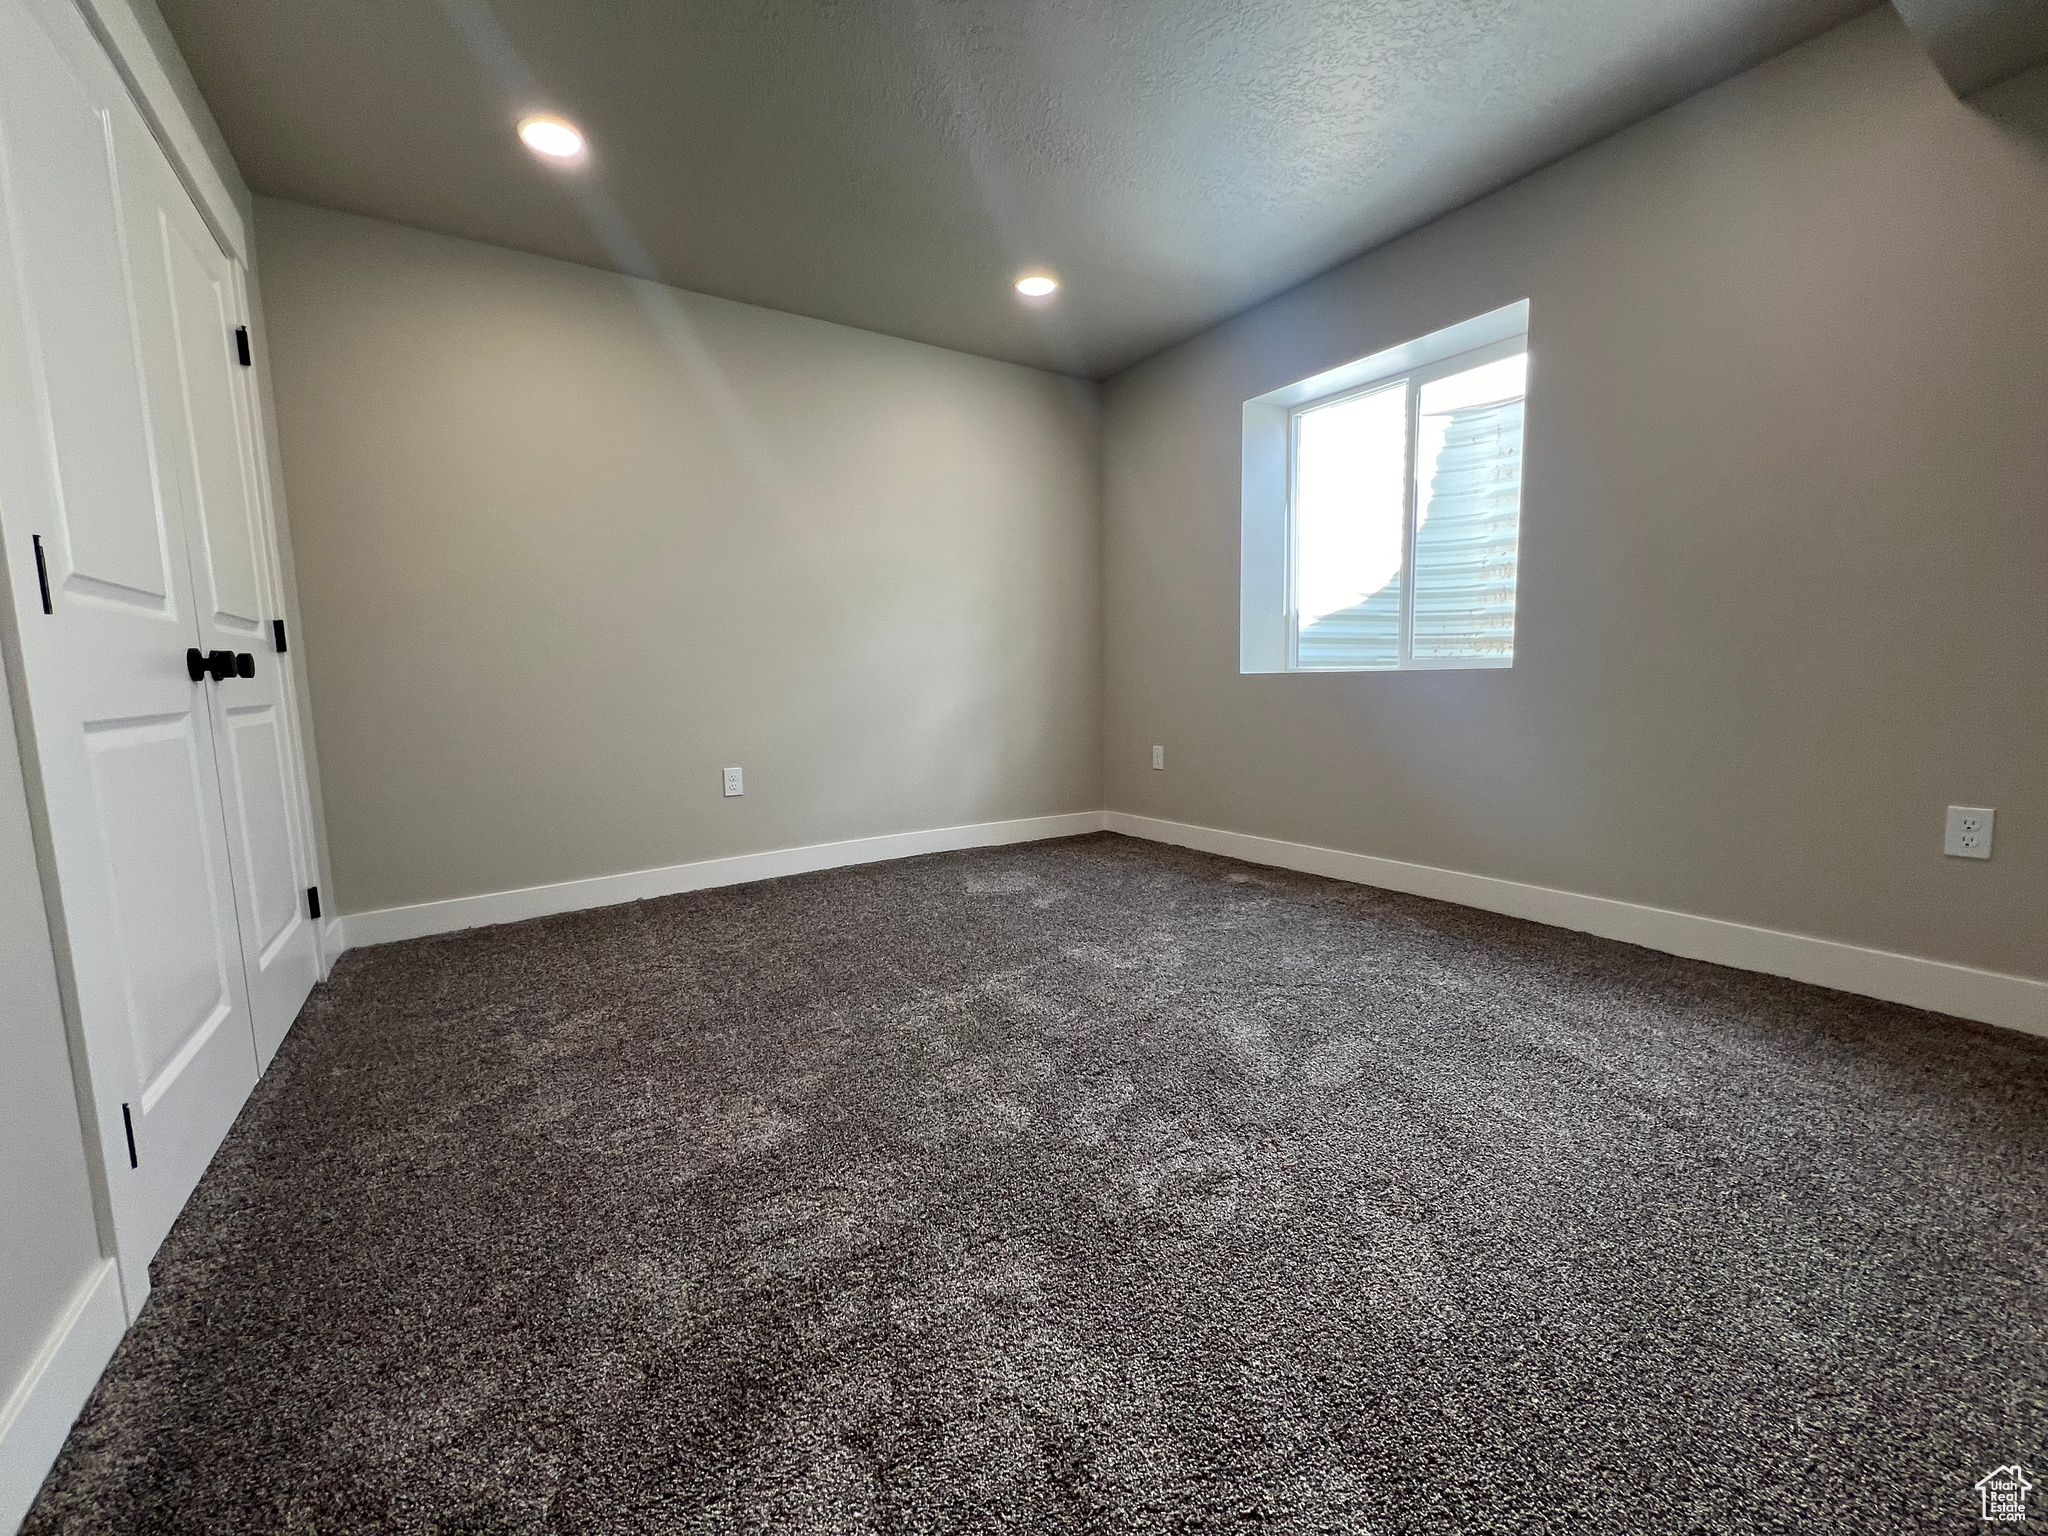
[307, 885, 321, 920]
[32, 534, 52, 613]
[234, 326, 251, 367]
[121, 1103, 138, 1168]
[272, 617, 288, 653]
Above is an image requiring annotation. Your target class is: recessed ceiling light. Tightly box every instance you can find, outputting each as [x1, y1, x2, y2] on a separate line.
[1015, 272, 1059, 298]
[518, 114, 586, 162]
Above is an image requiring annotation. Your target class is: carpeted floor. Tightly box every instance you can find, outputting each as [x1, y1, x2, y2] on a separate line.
[24, 833, 2048, 1534]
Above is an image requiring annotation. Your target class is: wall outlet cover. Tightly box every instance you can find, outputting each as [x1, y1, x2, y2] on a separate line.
[722, 766, 744, 797]
[1944, 805, 1992, 859]
[1151, 745, 1165, 770]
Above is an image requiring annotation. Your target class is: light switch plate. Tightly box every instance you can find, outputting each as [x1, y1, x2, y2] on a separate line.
[1944, 806, 1992, 859]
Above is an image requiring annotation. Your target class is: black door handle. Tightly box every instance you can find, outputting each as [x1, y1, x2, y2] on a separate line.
[185, 649, 254, 682]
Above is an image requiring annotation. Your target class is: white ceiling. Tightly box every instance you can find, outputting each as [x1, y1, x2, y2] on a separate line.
[157, 0, 1876, 378]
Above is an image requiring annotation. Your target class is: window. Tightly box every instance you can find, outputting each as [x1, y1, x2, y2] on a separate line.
[1240, 302, 1529, 674]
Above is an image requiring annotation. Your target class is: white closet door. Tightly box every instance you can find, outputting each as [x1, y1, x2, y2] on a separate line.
[131, 141, 319, 1066]
[0, 0, 257, 1298]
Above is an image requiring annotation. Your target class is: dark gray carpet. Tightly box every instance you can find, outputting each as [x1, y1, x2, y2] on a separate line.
[24, 833, 2048, 1534]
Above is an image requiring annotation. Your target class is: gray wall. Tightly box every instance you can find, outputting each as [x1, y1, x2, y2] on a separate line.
[1103, 8, 2047, 981]
[0, 665, 105, 1405]
[256, 200, 1103, 917]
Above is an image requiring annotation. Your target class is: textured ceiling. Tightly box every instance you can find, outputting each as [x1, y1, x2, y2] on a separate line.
[158, 0, 1876, 378]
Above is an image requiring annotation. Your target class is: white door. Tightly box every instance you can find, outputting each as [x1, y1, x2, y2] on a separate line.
[130, 140, 319, 1066]
[0, 0, 258, 1301]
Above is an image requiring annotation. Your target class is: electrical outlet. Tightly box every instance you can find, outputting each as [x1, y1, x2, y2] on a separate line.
[1944, 805, 1993, 859]
[1151, 744, 1165, 770]
[722, 766, 744, 798]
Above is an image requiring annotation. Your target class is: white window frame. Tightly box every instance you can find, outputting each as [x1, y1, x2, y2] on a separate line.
[1283, 334, 1526, 672]
[1240, 299, 1530, 676]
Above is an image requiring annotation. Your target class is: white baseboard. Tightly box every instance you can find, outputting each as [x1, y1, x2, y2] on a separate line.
[321, 803, 2046, 1039]
[319, 916, 346, 973]
[1107, 811, 2048, 1039]
[0, 1260, 124, 1535]
[338, 811, 1109, 950]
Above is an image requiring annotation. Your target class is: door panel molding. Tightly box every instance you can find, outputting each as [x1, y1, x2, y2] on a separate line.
[139, 144, 320, 1060]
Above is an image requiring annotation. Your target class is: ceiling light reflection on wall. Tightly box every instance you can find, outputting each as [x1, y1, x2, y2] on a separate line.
[518, 115, 586, 162]
[1014, 272, 1059, 298]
